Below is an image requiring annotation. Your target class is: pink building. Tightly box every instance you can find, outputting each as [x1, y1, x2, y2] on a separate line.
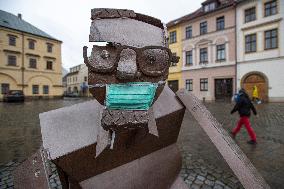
[168, 0, 236, 101]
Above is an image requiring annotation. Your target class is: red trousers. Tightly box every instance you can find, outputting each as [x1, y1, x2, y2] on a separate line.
[232, 116, 256, 141]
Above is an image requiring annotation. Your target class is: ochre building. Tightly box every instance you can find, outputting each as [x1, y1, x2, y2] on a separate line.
[0, 10, 63, 100]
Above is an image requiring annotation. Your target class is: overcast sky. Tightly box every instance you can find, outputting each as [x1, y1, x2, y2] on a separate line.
[0, 0, 202, 70]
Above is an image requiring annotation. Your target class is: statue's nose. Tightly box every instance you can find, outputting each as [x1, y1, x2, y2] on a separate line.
[116, 49, 137, 80]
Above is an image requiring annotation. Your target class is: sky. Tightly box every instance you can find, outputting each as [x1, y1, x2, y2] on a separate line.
[0, 0, 202, 70]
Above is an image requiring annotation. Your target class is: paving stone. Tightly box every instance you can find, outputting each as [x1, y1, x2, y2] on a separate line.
[187, 175, 195, 181]
[224, 186, 232, 189]
[213, 184, 224, 189]
[207, 175, 215, 181]
[215, 180, 225, 186]
[191, 183, 201, 189]
[197, 175, 206, 181]
[205, 179, 215, 186]
[185, 179, 192, 186]
[202, 184, 213, 189]
[194, 178, 204, 185]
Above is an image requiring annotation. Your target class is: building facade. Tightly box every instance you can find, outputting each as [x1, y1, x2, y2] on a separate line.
[167, 25, 183, 92]
[167, 0, 236, 101]
[66, 64, 90, 97]
[0, 10, 63, 100]
[236, 0, 284, 102]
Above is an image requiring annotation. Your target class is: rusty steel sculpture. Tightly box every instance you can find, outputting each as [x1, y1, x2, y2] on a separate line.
[12, 8, 270, 189]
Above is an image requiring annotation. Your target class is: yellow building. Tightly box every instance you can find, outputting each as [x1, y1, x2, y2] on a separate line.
[0, 10, 63, 100]
[167, 24, 183, 92]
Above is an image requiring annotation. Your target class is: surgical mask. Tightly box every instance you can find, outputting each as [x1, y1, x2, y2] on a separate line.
[106, 82, 158, 110]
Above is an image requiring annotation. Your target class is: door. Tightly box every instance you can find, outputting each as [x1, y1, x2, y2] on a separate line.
[168, 80, 179, 93]
[242, 74, 268, 102]
[215, 78, 233, 100]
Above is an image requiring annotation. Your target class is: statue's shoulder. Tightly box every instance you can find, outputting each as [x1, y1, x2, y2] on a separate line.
[39, 99, 103, 159]
[153, 85, 185, 119]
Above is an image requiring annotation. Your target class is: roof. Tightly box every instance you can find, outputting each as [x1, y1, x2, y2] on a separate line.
[0, 10, 61, 42]
[167, 0, 236, 28]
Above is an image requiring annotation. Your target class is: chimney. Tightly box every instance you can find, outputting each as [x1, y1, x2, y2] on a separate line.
[17, 13, 22, 19]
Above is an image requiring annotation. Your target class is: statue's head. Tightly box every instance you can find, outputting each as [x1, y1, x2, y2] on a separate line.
[83, 8, 179, 110]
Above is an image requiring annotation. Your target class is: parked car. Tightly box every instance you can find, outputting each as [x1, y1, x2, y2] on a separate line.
[3, 90, 25, 102]
[64, 92, 79, 98]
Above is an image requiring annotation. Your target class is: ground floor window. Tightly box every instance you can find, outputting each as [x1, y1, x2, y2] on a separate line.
[200, 78, 208, 91]
[32, 85, 39, 94]
[1, 83, 10, 94]
[43, 85, 49, 94]
[46, 61, 53, 70]
[185, 79, 193, 91]
[168, 80, 179, 92]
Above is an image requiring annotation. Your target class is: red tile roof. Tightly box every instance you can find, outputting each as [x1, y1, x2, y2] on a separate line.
[167, 0, 236, 28]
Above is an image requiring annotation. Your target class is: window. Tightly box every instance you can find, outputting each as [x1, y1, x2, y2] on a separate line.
[47, 43, 53, 53]
[43, 85, 49, 94]
[200, 48, 208, 64]
[32, 85, 39, 94]
[29, 58, 37, 68]
[216, 16, 225, 31]
[245, 34, 257, 53]
[84, 76, 88, 82]
[9, 35, 16, 46]
[170, 53, 177, 66]
[204, 2, 216, 12]
[7, 55, 17, 66]
[46, 61, 53, 70]
[216, 44, 226, 61]
[265, 29, 278, 49]
[185, 51, 193, 65]
[1, 83, 10, 94]
[185, 26, 192, 39]
[245, 7, 256, 23]
[28, 40, 35, 49]
[265, 0, 277, 17]
[200, 21, 207, 35]
[200, 78, 208, 91]
[186, 79, 193, 91]
[169, 31, 177, 44]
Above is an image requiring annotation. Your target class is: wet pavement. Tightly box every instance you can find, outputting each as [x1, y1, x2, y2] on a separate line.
[0, 100, 283, 188]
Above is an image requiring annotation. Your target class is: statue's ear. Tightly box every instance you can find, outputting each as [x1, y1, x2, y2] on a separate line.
[171, 55, 180, 64]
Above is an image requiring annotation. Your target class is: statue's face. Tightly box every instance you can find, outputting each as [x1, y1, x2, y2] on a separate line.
[84, 9, 178, 106]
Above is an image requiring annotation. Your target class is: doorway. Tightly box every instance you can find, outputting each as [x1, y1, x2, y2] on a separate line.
[215, 78, 233, 100]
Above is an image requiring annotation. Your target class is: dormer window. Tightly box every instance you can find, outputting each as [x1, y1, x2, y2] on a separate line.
[204, 2, 216, 12]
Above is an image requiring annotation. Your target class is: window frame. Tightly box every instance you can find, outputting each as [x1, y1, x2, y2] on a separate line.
[169, 31, 177, 44]
[7, 55, 17, 66]
[8, 35, 16, 46]
[185, 26, 192, 39]
[185, 79, 193, 91]
[28, 40, 35, 50]
[245, 33, 257, 53]
[1, 83, 10, 94]
[200, 21, 208, 35]
[29, 58, 37, 69]
[43, 85, 49, 94]
[47, 43, 53, 53]
[265, 29, 278, 50]
[170, 53, 178, 66]
[245, 7, 256, 23]
[199, 48, 208, 64]
[200, 78, 208, 91]
[216, 44, 226, 61]
[264, 0, 277, 17]
[32, 85, 39, 95]
[46, 61, 53, 70]
[216, 16, 225, 31]
[185, 50, 193, 66]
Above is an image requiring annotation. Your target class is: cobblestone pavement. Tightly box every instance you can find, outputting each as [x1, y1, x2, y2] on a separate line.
[178, 102, 284, 189]
[1, 101, 283, 188]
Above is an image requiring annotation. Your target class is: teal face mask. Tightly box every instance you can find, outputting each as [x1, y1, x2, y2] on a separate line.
[106, 82, 158, 110]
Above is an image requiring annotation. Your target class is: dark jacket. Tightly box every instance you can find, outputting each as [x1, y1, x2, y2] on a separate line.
[231, 93, 257, 117]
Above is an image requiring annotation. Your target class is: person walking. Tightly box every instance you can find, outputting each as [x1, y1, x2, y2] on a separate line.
[231, 89, 257, 144]
[252, 85, 260, 103]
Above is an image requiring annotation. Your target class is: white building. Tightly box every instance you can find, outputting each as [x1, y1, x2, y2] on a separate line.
[66, 64, 90, 96]
[236, 0, 284, 102]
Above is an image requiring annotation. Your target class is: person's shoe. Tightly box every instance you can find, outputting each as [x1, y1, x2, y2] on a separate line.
[230, 132, 236, 139]
[247, 140, 257, 145]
